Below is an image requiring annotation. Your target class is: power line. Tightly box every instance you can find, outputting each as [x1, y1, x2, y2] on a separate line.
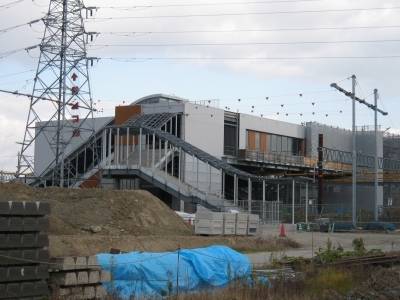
[102, 0, 332, 9]
[88, 39, 400, 48]
[0, 69, 35, 78]
[0, 18, 41, 35]
[88, 6, 400, 20]
[0, 0, 25, 10]
[101, 55, 400, 61]
[101, 25, 400, 36]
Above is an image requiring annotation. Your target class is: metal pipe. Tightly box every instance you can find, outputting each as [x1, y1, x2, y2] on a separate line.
[234, 174, 237, 206]
[352, 74, 357, 226]
[248, 178, 251, 214]
[318, 134, 323, 214]
[126, 127, 129, 165]
[305, 181, 309, 224]
[108, 128, 112, 166]
[116, 128, 120, 165]
[139, 128, 142, 167]
[152, 133, 155, 171]
[374, 89, 379, 221]
[292, 179, 295, 225]
[263, 180, 266, 222]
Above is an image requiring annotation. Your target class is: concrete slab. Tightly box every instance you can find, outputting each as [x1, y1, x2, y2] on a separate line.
[0, 217, 8, 231]
[21, 234, 35, 247]
[23, 266, 36, 281]
[8, 267, 24, 281]
[77, 271, 88, 284]
[34, 281, 49, 296]
[83, 286, 95, 299]
[6, 282, 21, 298]
[21, 282, 35, 297]
[87, 256, 99, 268]
[0, 267, 6, 282]
[36, 218, 50, 231]
[35, 234, 49, 247]
[36, 249, 50, 263]
[37, 202, 51, 216]
[74, 257, 87, 269]
[0, 235, 6, 248]
[0, 284, 6, 299]
[0, 251, 8, 265]
[50, 257, 75, 271]
[7, 234, 21, 248]
[60, 287, 83, 299]
[23, 218, 38, 231]
[0, 202, 10, 215]
[48, 272, 77, 286]
[7, 250, 23, 265]
[100, 270, 111, 282]
[24, 202, 39, 215]
[9, 202, 25, 215]
[88, 270, 99, 283]
[22, 250, 36, 262]
[8, 217, 23, 231]
[95, 285, 107, 298]
[35, 265, 49, 279]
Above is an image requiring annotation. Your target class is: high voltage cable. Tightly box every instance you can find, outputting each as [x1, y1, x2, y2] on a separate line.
[88, 39, 400, 48]
[102, 0, 332, 9]
[101, 25, 400, 36]
[101, 55, 400, 61]
[0, 18, 41, 34]
[0, 69, 35, 78]
[88, 6, 400, 20]
[0, 0, 25, 10]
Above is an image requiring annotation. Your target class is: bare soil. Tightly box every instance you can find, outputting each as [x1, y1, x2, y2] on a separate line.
[0, 182, 290, 257]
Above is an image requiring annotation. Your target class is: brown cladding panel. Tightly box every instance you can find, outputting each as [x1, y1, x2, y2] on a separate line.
[248, 131, 256, 150]
[260, 133, 267, 152]
[115, 105, 142, 125]
[301, 140, 306, 156]
[79, 171, 100, 189]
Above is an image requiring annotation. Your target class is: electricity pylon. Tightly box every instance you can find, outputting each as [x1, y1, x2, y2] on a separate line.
[17, 0, 98, 187]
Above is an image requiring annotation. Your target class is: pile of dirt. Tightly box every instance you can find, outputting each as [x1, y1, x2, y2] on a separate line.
[0, 182, 194, 237]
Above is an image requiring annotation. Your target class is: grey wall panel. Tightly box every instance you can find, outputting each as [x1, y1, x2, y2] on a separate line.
[34, 116, 113, 176]
[239, 114, 306, 149]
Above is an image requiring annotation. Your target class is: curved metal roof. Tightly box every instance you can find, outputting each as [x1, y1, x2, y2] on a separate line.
[130, 94, 189, 106]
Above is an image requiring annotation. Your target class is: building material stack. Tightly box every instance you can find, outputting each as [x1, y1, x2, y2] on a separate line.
[48, 256, 110, 299]
[0, 201, 51, 299]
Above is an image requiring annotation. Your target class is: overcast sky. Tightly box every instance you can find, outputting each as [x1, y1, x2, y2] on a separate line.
[1, 0, 400, 172]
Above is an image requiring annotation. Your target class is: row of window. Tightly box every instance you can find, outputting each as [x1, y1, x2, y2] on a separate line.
[246, 130, 304, 155]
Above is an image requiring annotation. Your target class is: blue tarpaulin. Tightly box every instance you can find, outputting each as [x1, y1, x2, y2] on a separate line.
[363, 221, 398, 231]
[96, 245, 251, 298]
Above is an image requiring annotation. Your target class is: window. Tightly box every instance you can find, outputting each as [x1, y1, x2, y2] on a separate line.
[276, 136, 282, 152]
[255, 132, 260, 150]
[270, 135, 277, 152]
[282, 136, 288, 153]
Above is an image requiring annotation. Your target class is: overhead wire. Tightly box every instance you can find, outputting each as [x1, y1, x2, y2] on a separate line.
[102, 0, 333, 9]
[0, 0, 25, 11]
[100, 25, 400, 36]
[87, 6, 400, 21]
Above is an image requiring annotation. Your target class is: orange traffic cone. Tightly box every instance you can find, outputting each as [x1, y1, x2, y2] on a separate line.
[279, 222, 286, 237]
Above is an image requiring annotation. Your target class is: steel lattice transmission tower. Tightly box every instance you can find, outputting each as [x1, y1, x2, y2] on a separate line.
[17, 0, 98, 187]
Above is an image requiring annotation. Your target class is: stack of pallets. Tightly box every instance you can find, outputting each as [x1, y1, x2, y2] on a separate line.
[0, 201, 51, 299]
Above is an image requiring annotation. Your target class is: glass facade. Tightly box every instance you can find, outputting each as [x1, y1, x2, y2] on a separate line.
[247, 130, 303, 155]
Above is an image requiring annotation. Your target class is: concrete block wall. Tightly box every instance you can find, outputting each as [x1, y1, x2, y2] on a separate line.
[48, 256, 110, 299]
[0, 201, 51, 300]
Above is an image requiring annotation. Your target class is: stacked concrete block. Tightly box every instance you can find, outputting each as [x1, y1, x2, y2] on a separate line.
[0, 201, 51, 300]
[48, 256, 110, 299]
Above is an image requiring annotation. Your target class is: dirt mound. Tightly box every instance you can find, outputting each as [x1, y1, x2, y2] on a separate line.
[0, 182, 194, 237]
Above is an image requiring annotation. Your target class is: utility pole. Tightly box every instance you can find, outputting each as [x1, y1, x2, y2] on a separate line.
[352, 75, 357, 227]
[330, 78, 388, 226]
[374, 89, 379, 221]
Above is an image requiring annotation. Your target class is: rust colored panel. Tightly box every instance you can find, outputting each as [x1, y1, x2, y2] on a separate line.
[301, 139, 306, 156]
[248, 131, 256, 150]
[79, 171, 100, 189]
[120, 135, 135, 146]
[115, 105, 142, 125]
[260, 133, 267, 152]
